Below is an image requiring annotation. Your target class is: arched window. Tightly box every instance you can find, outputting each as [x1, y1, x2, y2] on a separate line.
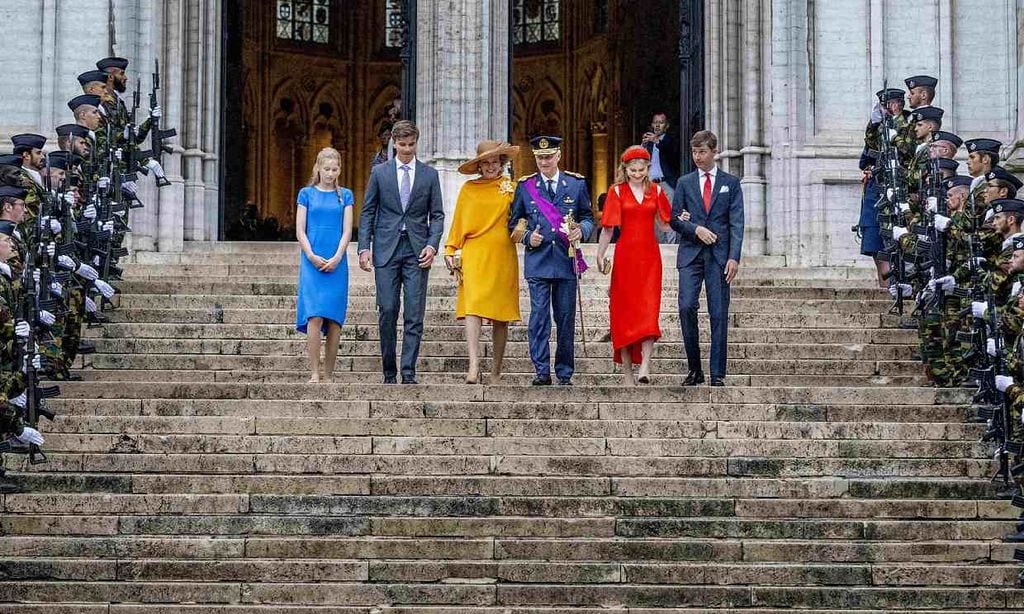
[513, 0, 560, 47]
[276, 0, 331, 44]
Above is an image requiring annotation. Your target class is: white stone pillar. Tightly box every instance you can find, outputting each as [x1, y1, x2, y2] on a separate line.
[739, 0, 767, 257]
[415, 0, 511, 236]
[157, 0, 185, 253]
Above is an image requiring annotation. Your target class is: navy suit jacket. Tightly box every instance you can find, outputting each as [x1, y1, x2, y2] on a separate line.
[358, 159, 445, 267]
[669, 168, 744, 269]
[508, 172, 595, 280]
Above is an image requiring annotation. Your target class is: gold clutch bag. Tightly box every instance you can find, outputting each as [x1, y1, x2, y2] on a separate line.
[510, 218, 528, 243]
[447, 253, 464, 285]
[597, 257, 612, 275]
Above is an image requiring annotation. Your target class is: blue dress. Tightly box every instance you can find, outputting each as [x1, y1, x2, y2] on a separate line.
[296, 186, 353, 333]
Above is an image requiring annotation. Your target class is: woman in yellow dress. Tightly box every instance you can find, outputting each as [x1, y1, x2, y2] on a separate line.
[444, 140, 521, 384]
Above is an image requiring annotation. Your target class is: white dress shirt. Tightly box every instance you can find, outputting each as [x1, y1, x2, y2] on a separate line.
[697, 165, 719, 194]
[539, 170, 560, 197]
[650, 138, 665, 181]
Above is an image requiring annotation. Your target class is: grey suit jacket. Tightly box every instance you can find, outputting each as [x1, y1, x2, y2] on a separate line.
[358, 159, 445, 267]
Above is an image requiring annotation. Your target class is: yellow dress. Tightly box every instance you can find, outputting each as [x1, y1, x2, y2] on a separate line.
[444, 176, 521, 322]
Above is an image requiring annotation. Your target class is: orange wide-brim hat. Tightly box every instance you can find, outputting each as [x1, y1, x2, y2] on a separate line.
[458, 140, 521, 175]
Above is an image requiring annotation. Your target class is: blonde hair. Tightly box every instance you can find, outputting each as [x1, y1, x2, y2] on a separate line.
[308, 147, 342, 187]
[614, 158, 652, 193]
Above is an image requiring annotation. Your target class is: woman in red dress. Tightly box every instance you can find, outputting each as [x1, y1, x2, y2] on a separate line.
[596, 146, 672, 385]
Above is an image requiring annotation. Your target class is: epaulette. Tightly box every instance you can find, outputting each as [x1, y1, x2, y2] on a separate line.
[517, 173, 537, 183]
[564, 171, 586, 179]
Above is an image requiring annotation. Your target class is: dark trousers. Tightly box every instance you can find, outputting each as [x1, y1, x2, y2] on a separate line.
[374, 234, 429, 379]
[527, 277, 577, 380]
[678, 250, 731, 378]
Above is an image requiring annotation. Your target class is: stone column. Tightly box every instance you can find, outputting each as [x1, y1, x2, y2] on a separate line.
[414, 1, 510, 235]
[739, 0, 767, 256]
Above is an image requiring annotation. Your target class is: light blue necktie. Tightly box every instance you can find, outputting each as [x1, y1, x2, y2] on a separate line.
[400, 165, 412, 210]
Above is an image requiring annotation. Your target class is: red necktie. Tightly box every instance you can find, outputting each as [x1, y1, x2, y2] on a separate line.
[702, 172, 712, 213]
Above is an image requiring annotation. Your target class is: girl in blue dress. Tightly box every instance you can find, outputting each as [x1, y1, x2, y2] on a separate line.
[295, 147, 354, 382]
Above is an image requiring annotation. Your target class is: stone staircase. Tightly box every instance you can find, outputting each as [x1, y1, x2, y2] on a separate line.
[2, 241, 1023, 612]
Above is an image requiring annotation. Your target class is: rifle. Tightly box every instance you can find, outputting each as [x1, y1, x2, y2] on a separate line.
[135, 59, 175, 186]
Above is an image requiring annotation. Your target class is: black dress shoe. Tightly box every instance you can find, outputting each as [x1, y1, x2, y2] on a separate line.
[1004, 529, 1024, 542]
[710, 377, 726, 387]
[77, 341, 97, 355]
[557, 378, 572, 386]
[383, 376, 397, 384]
[683, 371, 705, 386]
[531, 375, 552, 386]
[401, 378, 418, 385]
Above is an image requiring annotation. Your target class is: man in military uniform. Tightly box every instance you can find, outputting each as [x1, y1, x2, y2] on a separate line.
[905, 75, 937, 110]
[509, 136, 594, 386]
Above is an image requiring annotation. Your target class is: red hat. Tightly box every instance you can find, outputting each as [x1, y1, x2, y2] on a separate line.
[621, 145, 650, 163]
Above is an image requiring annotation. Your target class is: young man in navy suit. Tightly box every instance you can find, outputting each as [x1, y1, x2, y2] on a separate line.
[669, 130, 744, 386]
[508, 136, 594, 386]
[358, 120, 445, 385]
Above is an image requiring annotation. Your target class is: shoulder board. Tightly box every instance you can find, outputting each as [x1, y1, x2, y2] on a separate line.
[517, 173, 537, 183]
[564, 171, 586, 179]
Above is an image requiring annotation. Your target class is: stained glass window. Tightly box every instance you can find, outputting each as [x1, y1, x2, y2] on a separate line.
[513, 0, 560, 46]
[385, 0, 407, 48]
[276, 0, 331, 44]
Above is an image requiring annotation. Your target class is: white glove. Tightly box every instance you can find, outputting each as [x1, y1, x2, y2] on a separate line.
[972, 301, 988, 319]
[987, 338, 998, 357]
[892, 226, 908, 241]
[936, 275, 955, 291]
[14, 321, 29, 340]
[0, 262, 11, 279]
[898, 201, 911, 214]
[92, 255, 101, 267]
[973, 257, 987, 267]
[62, 192, 76, 206]
[24, 354, 42, 371]
[46, 242, 55, 257]
[48, 218, 62, 234]
[926, 197, 938, 214]
[996, 375, 1014, 392]
[83, 204, 97, 220]
[145, 159, 166, 177]
[94, 279, 116, 299]
[123, 181, 137, 193]
[75, 263, 99, 281]
[888, 283, 913, 298]
[9, 392, 25, 408]
[1013, 281, 1022, 297]
[101, 221, 114, 233]
[114, 149, 123, 162]
[38, 310, 55, 326]
[49, 281, 62, 297]
[886, 128, 899, 141]
[57, 254, 76, 271]
[32, 269, 39, 285]
[97, 176, 110, 190]
[870, 103, 883, 124]
[15, 426, 44, 446]
[933, 215, 951, 233]
[149, 105, 162, 119]
[84, 297, 97, 313]
[985, 208, 995, 222]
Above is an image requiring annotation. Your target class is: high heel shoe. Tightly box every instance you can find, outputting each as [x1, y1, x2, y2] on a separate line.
[465, 371, 479, 385]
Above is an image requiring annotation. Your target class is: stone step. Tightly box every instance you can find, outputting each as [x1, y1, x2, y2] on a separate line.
[85, 324, 918, 346]
[99, 307, 897, 329]
[45, 398, 973, 424]
[51, 382, 968, 405]
[1, 605, 1022, 614]
[116, 294, 891, 314]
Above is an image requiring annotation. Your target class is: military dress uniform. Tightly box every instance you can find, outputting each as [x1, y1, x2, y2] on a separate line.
[508, 136, 595, 385]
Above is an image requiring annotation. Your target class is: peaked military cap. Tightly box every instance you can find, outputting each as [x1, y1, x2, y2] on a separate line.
[55, 123, 90, 139]
[0, 220, 15, 237]
[0, 186, 27, 199]
[905, 75, 938, 90]
[875, 88, 905, 103]
[530, 135, 562, 155]
[987, 166, 1024, 191]
[937, 158, 960, 172]
[991, 198, 1024, 214]
[67, 94, 102, 111]
[0, 154, 21, 168]
[930, 131, 962, 148]
[77, 69, 109, 86]
[945, 175, 973, 190]
[965, 138, 1002, 158]
[11, 133, 46, 153]
[96, 56, 129, 71]
[912, 106, 944, 126]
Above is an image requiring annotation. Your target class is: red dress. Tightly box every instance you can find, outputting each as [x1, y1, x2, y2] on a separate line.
[602, 182, 672, 364]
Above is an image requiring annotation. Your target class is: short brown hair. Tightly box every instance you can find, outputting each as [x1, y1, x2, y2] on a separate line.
[690, 130, 717, 150]
[391, 120, 419, 141]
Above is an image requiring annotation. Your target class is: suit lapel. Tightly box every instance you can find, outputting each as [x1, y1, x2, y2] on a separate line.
[409, 160, 427, 204]
[385, 159, 402, 212]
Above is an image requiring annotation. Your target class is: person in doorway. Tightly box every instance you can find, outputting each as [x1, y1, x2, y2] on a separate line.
[295, 147, 354, 383]
[642, 111, 681, 244]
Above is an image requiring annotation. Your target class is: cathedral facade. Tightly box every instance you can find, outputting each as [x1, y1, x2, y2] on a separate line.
[1, 0, 1021, 265]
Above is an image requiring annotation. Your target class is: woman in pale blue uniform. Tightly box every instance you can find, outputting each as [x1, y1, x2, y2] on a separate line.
[295, 147, 353, 382]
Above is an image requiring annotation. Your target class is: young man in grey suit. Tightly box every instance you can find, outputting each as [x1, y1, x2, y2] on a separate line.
[358, 120, 445, 384]
[669, 130, 744, 387]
